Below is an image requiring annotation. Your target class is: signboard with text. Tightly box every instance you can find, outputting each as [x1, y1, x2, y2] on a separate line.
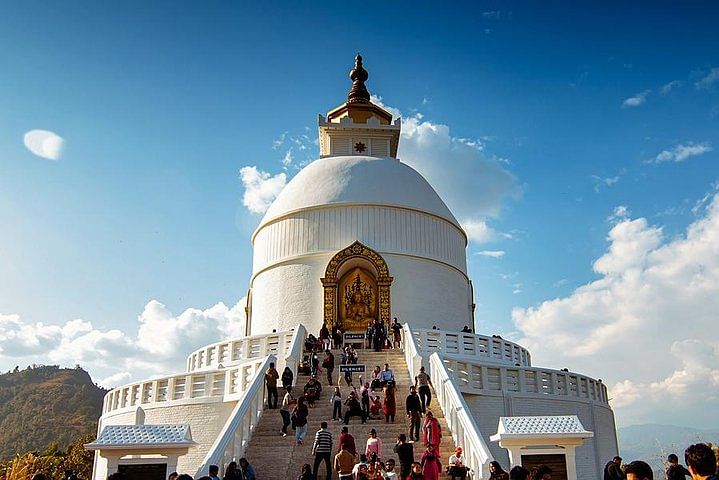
[339, 364, 366, 373]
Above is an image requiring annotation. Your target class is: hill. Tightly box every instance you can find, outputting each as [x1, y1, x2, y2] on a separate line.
[619, 423, 719, 475]
[0, 365, 107, 461]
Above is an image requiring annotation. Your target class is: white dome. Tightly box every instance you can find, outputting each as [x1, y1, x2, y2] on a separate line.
[260, 156, 459, 228]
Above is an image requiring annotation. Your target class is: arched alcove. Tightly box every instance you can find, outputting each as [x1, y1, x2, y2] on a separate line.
[321, 241, 393, 331]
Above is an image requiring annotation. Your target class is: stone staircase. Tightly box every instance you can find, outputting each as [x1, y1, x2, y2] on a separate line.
[245, 348, 458, 480]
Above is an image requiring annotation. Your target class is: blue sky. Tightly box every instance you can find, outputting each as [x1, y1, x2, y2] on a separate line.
[1, 2, 719, 428]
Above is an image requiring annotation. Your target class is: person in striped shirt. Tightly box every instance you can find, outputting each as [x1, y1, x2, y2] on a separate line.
[313, 421, 334, 480]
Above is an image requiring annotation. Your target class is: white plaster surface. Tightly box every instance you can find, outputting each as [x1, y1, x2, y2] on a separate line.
[98, 401, 235, 478]
[464, 393, 618, 479]
[249, 252, 472, 335]
[252, 205, 467, 275]
[259, 156, 460, 228]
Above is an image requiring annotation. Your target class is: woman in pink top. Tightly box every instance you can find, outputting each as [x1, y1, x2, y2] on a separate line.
[365, 428, 383, 459]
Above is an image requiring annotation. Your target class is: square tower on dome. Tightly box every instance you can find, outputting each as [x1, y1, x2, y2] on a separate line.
[318, 54, 401, 158]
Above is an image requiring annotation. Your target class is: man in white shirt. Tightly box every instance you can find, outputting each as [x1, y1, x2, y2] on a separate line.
[384, 459, 398, 479]
[448, 447, 468, 480]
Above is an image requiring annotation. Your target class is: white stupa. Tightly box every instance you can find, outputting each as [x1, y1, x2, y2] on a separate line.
[88, 55, 619, 480]
[248, 54, 473, 336]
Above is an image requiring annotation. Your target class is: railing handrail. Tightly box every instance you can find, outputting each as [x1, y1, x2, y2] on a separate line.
[412, 328, 531, 367]
[186, 329, 296, 372]
[194, 354, 275, 478]
[284, 324, 307, 378]
[101, 356, 268, 415]
[402, 323, 423, 380]
[442, 357, 609, 404]
[429, 353, 494, 478]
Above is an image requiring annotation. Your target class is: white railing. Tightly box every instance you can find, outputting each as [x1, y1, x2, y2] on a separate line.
[442, 357, 609, 404]
[413, 329, 531, 367]
[194, 354, 274, 478]
[430, 353, 494, 479]
[186, 329, 296, 372]
[283, 324, 307, 379]
[102, 357, 267, 415]
[402, 323, 424, 379]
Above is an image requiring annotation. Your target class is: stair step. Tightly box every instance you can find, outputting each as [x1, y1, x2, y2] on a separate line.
[240, 349, 460, 480]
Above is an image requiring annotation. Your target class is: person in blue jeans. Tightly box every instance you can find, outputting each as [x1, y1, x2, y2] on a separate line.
[293, 396, 309, 445]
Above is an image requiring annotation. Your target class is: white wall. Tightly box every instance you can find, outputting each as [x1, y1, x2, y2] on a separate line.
[249, 251, 472, 336]
[96, 401, 235, 479]
[252, 205, 467, 275]
[464, 393, 618, 479]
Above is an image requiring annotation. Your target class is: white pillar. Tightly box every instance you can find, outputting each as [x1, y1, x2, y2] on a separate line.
[166, 454, 180, 476]
[564, 446, 578, 480]
[506, 446, 523, 467]
[105, 455, 120, 475]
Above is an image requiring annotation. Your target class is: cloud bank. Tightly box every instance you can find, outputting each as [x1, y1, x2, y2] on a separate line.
[0, 299, 247, 388]
[511, 190, 719, 427]
[23, 129, 65, 160]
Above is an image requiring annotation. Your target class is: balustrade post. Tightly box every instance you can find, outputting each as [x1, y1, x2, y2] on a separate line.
[184, 375, 193, 399]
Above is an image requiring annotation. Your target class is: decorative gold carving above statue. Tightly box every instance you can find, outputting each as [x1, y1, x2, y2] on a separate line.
[321, 241, 392, 332]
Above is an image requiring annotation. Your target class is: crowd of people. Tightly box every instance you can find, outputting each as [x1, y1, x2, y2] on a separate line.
[601, 447, 719, 480]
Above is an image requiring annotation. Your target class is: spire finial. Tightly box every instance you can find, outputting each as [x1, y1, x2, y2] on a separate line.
[348, 52, 370, 104]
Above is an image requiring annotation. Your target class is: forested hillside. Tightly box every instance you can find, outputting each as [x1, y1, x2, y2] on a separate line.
[0, 365, 106, 461]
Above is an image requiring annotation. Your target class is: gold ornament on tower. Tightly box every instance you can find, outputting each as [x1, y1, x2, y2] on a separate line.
[321, 241, 393, 332]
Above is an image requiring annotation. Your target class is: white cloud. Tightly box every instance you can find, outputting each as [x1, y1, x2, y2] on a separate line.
[591, 174, 620, 192]
[272, 132, 287, 150]
[0, 298, 248, 388]
[282, 148, 294, 167]
[511, 190, 719, 427]
[23, 129, 65, 160]
[462, 219, 496, 243]
[476, 250, 505, 258]
[238, 166, 287, 214]
[372, 95, 521, 224]
[696, 67, 719, 89]
[653, 142, 713, 163]
[660, 80, 684, 94]
[0, 314, 63, 356]
[622, 90, 650, 108]
[609, 205, 630, 222]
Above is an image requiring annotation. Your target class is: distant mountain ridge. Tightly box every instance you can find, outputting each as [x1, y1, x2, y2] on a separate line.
[0, 365, 107, 461]
[619, 423, 719, 474]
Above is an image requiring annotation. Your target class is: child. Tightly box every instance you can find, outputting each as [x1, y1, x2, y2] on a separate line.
[330, 386, 342, 421]
[370, 395, 382, 417]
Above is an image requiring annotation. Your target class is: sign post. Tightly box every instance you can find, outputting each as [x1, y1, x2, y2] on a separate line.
[343, 332, 366, 349]
[339, 364, 366, 374]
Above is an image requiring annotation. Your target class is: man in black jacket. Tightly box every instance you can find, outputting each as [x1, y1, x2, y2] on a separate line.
[394, 434, 414, 480]
[406, 386, 422, 441]
[667, 453, 691, 480]
[604, 456, 625, 480]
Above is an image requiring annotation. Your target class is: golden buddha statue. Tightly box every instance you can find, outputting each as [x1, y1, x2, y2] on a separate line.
[342, 279, 376, 331]
[347, 291, 372, 323]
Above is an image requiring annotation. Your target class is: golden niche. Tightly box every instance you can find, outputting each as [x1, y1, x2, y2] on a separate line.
[339, 267, 377, 331]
